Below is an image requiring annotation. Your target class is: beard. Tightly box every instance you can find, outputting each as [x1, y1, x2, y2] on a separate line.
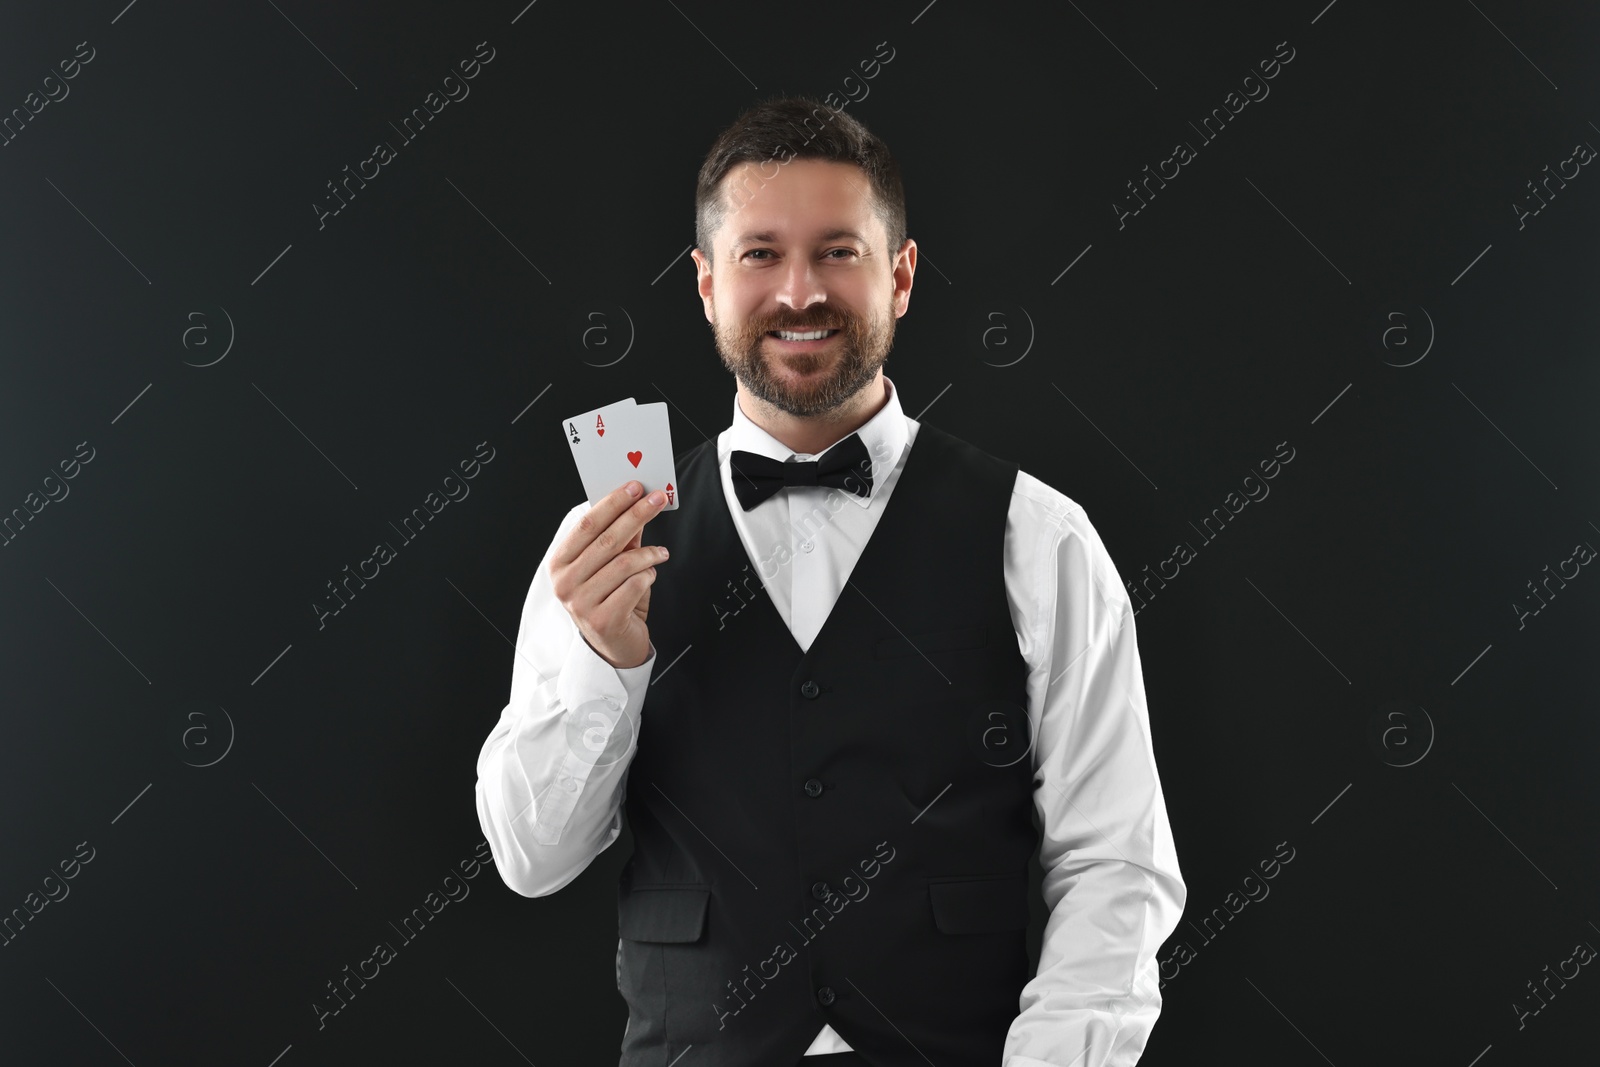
[712, 293, 897, 419]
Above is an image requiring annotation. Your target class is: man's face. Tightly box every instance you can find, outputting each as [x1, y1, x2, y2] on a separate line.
[692, 158, 915, 420]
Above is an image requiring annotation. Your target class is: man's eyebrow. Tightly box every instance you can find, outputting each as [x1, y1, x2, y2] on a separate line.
[732, 228, 871, 248]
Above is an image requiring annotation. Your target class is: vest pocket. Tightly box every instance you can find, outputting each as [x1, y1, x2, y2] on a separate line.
[927, 873, 1029, 934]
[873, 624, 989, 660]
[617, 884, 710, 942]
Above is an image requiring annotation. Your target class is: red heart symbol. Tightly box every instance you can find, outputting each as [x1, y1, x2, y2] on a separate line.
[627, 451, 643, 467]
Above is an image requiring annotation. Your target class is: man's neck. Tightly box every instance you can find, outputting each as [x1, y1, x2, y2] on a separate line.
[737, 374, 888, 456]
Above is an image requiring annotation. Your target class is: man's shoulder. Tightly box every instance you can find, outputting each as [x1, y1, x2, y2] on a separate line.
[1006, 470, 1133, 604]
[911, 421, 1028, 491]
[1010, 468, 1086, 525]
[911, 422, 1090, 524]
[675, 435, 718, 468]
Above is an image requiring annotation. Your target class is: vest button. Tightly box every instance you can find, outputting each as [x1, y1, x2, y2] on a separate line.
[811, 880, 831, 901]
[816, 985, 836, 1006]
[803, 777, 824, 797]
[800, 680, 820, 699]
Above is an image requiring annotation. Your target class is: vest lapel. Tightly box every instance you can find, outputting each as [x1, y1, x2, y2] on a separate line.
[696, 426, 941, 663]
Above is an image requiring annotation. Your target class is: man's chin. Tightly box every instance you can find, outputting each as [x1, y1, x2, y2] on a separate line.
[767, 354, 831, 382]
[741, 370, 837, 415]
[721, 332, 885, 416]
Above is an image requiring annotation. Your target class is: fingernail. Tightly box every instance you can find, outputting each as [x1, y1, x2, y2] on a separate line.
[625, 482, 642, 497]
[648, 490, 665, 505]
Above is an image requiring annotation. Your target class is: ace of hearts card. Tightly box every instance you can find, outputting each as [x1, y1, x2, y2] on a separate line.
[561, 397, 679, 509]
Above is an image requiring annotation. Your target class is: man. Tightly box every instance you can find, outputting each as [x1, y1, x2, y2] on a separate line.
[475, 96, 1186, 1066]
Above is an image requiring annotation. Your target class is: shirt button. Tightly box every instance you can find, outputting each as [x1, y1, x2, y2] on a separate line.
[811, 881, 831, 901]
[816, 985, 836, 1006]
[561, 777, 579, 793]
[604, 698, 619, 711]
[803, 778, 824, 798]
[800, 540, 814, 552]
[800, 680, 820, 699]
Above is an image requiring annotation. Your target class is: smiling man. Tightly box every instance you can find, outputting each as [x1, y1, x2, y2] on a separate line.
[694, 150, 902, 454]
[475, 96, 1186, 1067]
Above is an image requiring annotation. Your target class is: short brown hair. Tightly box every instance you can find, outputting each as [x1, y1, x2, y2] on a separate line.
[694, 95, 907, 265]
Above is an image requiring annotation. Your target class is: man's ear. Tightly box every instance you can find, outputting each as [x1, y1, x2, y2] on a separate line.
[691, 246, 715, 322]
[891, 237, 917, 318]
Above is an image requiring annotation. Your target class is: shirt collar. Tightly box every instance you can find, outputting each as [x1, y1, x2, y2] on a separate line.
[718, 374, 909, 508]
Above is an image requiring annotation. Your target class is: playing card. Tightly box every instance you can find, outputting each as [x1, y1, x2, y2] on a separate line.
[562, 397, 637, 505]
[628, 402, 679, 510]
[560, 397, 678, 510]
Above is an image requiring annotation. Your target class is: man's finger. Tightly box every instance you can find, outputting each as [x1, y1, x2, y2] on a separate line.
[553, 481, 644, 566]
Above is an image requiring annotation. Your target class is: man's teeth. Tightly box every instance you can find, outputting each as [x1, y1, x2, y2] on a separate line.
[773, 329, 837, 341]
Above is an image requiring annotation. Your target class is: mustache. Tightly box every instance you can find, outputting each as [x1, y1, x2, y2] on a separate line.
[756, 314, 850, 332]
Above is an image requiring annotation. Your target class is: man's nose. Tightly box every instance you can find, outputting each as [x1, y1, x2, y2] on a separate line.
[774, 256, 826, 310]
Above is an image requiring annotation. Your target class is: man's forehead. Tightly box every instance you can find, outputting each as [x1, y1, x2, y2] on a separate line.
[730, 226, 872, 247]
[720, 160, 879, 246]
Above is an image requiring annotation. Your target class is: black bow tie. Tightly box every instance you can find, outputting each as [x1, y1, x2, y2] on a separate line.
[730, 432, 874, 511]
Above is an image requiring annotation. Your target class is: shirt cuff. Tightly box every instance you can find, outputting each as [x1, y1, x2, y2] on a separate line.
[556, 630, 645, 712]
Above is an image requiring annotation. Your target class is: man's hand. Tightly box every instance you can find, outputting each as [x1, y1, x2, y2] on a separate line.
[550, 481, 671, 670]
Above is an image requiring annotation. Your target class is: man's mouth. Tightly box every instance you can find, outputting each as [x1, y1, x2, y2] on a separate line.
[767, 328, 840, 345]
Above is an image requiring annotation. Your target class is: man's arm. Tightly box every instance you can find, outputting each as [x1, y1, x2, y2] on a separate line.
[1002, 484, 1187, 1067]
[474, 502, 657, 898]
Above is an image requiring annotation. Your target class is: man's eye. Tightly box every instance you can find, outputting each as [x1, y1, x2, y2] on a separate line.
[741, 249, 856, 261]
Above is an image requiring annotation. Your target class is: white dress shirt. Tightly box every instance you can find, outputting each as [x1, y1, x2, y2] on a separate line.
[475, 375, 1187, 1066]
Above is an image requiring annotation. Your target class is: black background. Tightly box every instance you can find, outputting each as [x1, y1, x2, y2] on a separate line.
[1, 0, 1596, 1063]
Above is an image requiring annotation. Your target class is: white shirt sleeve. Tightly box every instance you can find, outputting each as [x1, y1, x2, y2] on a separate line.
[1002, 476, 1187, 1067]
[474, 502, 657, 898]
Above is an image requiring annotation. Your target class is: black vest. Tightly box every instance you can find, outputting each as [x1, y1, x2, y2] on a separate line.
[617, 421, 1037, 1067]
